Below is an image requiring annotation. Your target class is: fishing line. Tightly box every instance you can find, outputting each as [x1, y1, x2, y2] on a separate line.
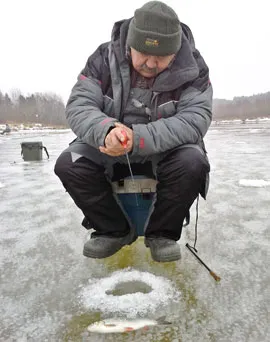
[186, 196, 221, 282]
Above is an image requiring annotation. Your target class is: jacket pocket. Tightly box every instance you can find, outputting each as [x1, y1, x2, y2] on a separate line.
[157, 100, 177, 119]
[103, 95, 115, 116]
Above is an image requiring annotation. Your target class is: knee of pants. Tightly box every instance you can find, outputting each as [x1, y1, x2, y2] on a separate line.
[54, 152, 73, 181]
[180, 148, 210, 178]
[158, 147, 210, 181]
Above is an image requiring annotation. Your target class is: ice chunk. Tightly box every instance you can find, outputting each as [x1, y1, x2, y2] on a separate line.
[239, 179, 270, 187]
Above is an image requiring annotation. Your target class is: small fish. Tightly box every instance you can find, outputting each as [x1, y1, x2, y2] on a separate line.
[87, 316, 171, 334]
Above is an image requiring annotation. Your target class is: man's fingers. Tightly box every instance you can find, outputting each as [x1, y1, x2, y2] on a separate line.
[105, 129, 122, 148]
[113, 127, 130, 144]
[111, 133, 122, 146]
[114, 130, 126, 143]
[99, 146, 125, 156]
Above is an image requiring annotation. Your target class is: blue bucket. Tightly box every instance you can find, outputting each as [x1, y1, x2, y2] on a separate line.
[112, 176, 157, 236]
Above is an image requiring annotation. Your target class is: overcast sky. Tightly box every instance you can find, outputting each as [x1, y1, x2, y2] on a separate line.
[0, 0, 269, 102]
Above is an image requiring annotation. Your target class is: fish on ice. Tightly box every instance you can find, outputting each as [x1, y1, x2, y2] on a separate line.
[87, 316, 171, 334]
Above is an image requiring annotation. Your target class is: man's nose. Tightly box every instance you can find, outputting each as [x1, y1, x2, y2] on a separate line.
[146, 57, 157, 69]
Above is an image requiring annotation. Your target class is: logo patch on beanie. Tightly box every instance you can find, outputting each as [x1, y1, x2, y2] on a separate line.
[145, 38, 159, 47]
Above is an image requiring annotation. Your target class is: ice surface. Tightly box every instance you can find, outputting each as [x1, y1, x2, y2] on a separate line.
[0, 123, 270, 341]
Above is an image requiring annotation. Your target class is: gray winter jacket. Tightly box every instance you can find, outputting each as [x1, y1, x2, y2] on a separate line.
[66, 19, 213, 157]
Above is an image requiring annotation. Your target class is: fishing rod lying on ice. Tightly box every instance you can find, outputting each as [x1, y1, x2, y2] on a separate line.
[186, 243, 221, 282]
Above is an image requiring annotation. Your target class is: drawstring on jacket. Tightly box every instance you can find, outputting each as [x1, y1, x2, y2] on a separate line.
[188, 195, 199, 252]
[151, 92, 159, 122]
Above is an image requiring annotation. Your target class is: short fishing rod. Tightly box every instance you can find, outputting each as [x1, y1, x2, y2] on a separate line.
[186, 243, 221, 282]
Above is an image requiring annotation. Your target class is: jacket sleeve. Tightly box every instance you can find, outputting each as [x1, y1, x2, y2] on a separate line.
[131, 30, 213, 157]
[65, 44, 117, 148]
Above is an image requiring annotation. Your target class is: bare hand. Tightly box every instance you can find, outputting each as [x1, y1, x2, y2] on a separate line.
[99, 123, 134, 156]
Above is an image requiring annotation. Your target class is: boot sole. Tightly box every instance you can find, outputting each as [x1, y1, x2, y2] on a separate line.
[83, 235, 137, 259]
[150, 252, 181, 262]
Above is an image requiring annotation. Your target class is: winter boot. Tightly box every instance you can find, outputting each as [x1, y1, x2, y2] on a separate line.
[83, 229, 137, 259]
[145, 237, 181, 262]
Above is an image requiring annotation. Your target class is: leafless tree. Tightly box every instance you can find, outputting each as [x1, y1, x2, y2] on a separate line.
[0, 89, 67, 127]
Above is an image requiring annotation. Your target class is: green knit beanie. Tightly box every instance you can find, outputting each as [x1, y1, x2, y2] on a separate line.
[127, 1, 182, 56]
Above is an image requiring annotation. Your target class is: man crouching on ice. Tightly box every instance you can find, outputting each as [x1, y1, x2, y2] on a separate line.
[54, 1, 212, 262]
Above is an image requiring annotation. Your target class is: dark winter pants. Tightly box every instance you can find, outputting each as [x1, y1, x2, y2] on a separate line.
[54, 145, 210, 241]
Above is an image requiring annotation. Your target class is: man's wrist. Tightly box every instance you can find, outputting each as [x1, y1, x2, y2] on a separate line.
[103, 125, 115, 146]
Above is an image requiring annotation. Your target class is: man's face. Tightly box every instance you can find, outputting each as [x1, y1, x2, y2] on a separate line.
[130, 48, 175, 78]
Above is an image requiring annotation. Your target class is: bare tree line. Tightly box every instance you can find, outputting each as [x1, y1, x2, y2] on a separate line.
[0, 89, 67, 127]
[213, 92, 270, 121]
[1, 88, 269, 126]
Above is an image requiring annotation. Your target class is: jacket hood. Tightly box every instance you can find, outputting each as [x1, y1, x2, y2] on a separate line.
[110, 19, 199, 91]
[111, 18, 132, 63]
